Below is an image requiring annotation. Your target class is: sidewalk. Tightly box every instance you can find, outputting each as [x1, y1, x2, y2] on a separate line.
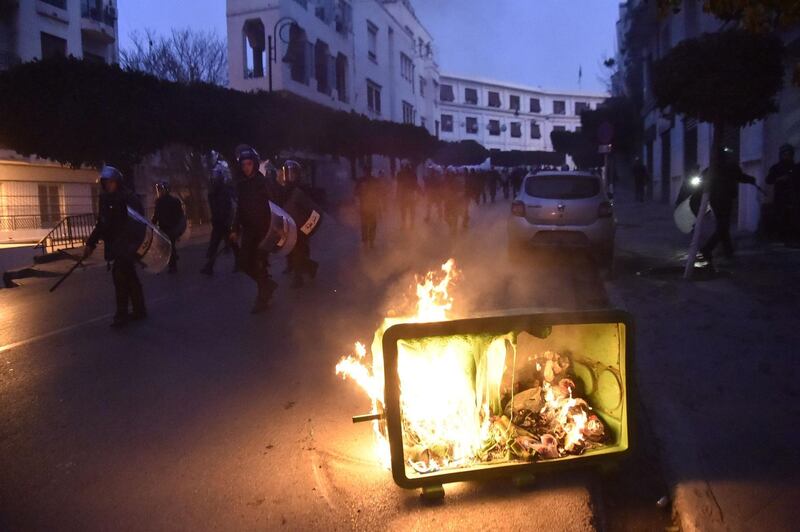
[607, 191, 800, 532]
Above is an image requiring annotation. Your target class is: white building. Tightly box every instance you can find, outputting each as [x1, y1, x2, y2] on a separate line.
[226, 0, 439, 135]
[438, 74, 606, 153]
[0, 0, 119, 244]
[616, 0, 800, 232]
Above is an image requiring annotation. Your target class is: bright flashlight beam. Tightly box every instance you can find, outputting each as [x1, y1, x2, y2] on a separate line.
[689, 176, 702, 187]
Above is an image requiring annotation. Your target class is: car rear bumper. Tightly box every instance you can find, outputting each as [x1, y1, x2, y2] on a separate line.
[508, 216, 615, 250]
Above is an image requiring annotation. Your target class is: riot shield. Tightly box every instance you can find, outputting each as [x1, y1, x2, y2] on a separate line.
[126, 207, 172, 273]
[259, 201, 298, 256]
[284, 187, 323, 237]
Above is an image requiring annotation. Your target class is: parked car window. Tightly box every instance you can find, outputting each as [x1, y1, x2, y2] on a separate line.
[525, 175, 600, 199]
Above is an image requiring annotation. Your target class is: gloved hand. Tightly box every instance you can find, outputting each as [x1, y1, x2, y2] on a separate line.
[81, 245, 95, 260]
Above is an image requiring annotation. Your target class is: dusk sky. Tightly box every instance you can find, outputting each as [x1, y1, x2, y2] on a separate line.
[119, 0, 619, 94]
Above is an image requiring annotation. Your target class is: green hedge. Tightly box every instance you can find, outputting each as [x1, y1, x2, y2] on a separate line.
[0, 56, 437, 170]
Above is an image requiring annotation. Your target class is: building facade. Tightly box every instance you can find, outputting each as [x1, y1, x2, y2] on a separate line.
[437, 74, 606, 152]
[0, 0, 119, 244]
[226, 0, 439, 136]
[615, 0, 800, 232]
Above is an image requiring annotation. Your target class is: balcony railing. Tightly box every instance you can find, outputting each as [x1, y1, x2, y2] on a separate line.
[81, 0, 117, 26]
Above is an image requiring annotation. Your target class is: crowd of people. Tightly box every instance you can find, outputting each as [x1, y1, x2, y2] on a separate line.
[82, 146, 322, 326]
[354, 162, 568, 244]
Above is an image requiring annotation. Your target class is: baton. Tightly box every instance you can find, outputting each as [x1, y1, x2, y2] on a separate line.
[49, 257, 85, 292]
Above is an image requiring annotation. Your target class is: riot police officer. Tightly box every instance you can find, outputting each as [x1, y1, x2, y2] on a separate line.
[82, 166, 147, 327]
[229, 147, 278, 314]
[201, 164, 237, 275]
[277, 160, 320, 288]
[152, 181, 185, 273]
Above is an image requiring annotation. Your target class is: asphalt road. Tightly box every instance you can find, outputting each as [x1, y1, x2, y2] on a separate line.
[1, 200, 613, 531]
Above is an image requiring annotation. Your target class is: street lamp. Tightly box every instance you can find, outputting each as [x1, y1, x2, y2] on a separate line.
[268, 16, 298, 93]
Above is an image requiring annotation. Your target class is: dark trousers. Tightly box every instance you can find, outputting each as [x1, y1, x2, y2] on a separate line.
[399, 199, 415, 229]
[703, 205, 734, 257]
[239, 231, 272, 297]
[168, 236, 178, 270]
[360, 212, 377, 247]
[289, 234, 317, 277]
[112, 258, 145, 318]
[205, 224, 238, 267]
[635, 178, 646, 202]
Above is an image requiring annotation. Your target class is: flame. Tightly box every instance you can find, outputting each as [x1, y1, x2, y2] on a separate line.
[335, 259, 464, 468]
[335, 258, 598, 472]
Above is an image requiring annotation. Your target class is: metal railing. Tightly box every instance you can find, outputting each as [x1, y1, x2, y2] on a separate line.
[33, 213, 96, 255]
[80, 0, 117, 25]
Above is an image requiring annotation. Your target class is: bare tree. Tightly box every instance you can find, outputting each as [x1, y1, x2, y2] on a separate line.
[121, 28, 228, 86]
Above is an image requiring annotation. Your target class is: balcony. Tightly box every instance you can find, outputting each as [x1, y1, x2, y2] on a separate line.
[80, 1, 116, 43]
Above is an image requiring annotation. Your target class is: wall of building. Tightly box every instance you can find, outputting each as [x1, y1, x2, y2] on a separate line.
[438, 75, 606, 153]
[0, 1, 118, 243]
[227, 0, 439, 135]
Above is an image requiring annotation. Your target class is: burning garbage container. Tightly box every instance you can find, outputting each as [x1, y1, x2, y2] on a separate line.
[337, 260, 632, 496]
[344, 308, 632, 495]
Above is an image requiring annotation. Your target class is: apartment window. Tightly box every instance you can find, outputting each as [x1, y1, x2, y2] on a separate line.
[553, 125, 566, 132]
[510, 95, 520, 111]
[530, 97, 541, 113]
[285, 23, 310, 84]
[465, 87, 478, 105]
[83, 51, 105, 64]
[510, 122, 522, 138]
[243, 19, 266, 79]
[402, 101, 415, 125]
[38, 184, 62, 227]
[367, 79, 382, 114]
[400, 52, 414, 83]
[335, 0, 353, 35]
[314, 40, 331, 94]
[466, 117, 478, 134]
[488, 91, 501, 108]
[440, 83, 455, 102]
[336, 53, 348, 102]
[441, 114, 454, 132]
[530, 121, 541, 139]
[419, 76, 426, 96]
[367, 21, 378, 63]
[553, 100, 566, 115]
[41, 32, 67, 59]
[488, 119, 501, 136]
[575, 102, 590, 115]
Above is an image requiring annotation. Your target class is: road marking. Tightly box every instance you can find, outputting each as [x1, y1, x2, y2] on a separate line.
[0, 294, 171, 354]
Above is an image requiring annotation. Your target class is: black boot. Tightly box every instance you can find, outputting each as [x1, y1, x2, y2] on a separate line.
[251, 278, 277, 314]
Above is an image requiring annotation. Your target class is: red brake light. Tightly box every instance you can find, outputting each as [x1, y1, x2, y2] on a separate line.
[598, 201, 613, 218]
[511, 201, 526, 217]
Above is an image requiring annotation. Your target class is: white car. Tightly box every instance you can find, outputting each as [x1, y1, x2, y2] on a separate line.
[507, 171, 616, 268]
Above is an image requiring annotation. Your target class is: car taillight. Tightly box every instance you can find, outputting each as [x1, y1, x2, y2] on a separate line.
[511, 201, 526, 217]
[598, 201, 613, 218]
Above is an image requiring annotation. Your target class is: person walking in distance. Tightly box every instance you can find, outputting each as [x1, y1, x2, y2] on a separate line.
[229, 147, 278, 314]
[82, 166, 147, 327]
[356, 168, 382, 248]
[276, 160, 320, 288]
[766, 144, 800, 245]
[201, 164, 237, 275]
[396, 160, 419, 230]
[632, 157, 648, 202]
[152, 181, 185, 273]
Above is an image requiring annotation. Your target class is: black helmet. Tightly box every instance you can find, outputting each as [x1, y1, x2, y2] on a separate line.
[99, 165, 124, 182]
[237, 146, 260, 165]
[779, 143, 795, 157]
[155, 181, 171, 194]
[278, 160, 303, 187]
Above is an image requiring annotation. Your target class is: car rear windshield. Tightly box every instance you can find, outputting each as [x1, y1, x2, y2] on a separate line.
[525, 175, 600, 199]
